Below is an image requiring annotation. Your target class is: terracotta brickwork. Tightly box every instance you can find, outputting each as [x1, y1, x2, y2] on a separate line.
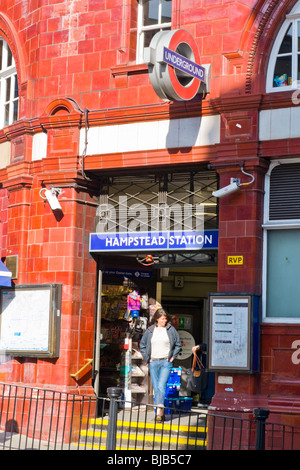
[0, 0, 298, 429]
[0, 0, 281, 118]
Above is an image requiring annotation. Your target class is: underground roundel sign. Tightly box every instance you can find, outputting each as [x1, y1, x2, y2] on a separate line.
[145, 29, 206, 102]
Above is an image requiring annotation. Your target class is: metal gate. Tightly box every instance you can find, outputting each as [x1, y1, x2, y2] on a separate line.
[96, 170, 218, 233]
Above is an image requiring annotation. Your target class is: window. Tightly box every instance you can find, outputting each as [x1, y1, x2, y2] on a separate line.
[266, 2, 300, 92]
[263, 160, 300, 322]
[0, 38, 19, 128]
[136, 0, 172, 63]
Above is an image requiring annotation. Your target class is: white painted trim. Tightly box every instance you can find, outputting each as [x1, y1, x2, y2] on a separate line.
[32, 133, 47, 161]
[259, 107, 300, 140]
[79, 115, 221, 156]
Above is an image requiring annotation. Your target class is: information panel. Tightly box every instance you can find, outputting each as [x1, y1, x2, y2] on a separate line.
[208, 294, 260, 372]
[0, 284, 62, 357]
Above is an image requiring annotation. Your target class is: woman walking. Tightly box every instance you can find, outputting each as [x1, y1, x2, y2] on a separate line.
[139, 308, 182, 421]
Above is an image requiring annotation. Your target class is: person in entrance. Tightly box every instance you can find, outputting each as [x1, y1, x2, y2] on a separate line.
[139, 308, 181, 422]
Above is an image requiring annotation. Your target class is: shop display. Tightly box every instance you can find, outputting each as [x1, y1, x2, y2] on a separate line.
[99, 284, 149, 403]
[131, 340, 149, 403]
[127, 290, 141, 317]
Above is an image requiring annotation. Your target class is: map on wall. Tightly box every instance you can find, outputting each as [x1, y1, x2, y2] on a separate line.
[0, 285, 61, 357]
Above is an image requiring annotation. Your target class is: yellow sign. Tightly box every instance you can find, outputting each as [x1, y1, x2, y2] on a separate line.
[227, 256, 243, 265]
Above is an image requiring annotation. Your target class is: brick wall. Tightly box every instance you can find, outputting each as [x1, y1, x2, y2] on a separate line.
[0, 0, 269, 119]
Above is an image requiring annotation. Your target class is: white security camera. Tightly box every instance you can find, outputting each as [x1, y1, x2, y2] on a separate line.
[212, 179, 240, 198]
[40, 187, 62, 211]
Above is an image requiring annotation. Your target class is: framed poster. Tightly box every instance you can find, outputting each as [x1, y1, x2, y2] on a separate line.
[208, 294, 260, 372]
[0, 284, 62, 357]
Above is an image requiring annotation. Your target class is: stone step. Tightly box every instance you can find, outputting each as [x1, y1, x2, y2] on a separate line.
[77, 413, 207, 450]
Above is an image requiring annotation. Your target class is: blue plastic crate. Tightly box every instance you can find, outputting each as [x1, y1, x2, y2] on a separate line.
[167, 367, 182, 385]
[155, 397, 176, 414]
[174, 397, 193, 412]
[165, 384, 180, 398]
[164, 398, 175, 414]
[163, 397, 193, 414]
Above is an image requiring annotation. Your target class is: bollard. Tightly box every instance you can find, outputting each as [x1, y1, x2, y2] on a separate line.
[106, 387, 122, 450]
[253, 408, 270, 450]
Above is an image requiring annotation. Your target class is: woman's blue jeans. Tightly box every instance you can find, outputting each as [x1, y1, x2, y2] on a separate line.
[149, 358, 173, 407]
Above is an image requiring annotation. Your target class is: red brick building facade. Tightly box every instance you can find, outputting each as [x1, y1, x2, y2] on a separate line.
[0, 0, 300, 429]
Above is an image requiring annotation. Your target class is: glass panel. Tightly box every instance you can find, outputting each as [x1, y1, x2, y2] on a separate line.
[266, 230, 300, 318]
[13, 100, 18, 122]
[161, 0, 172, 23]
[298, 21, 300, 51]
[143, 0, 159, 27]
[273, 56, 291, 86]
[144, 28, 159, 48]
[4, 103, 9, 126]
[7, 47, 12, 67]
[5, 76, 11, 102]
[278, 23, 292, 54]
[298, 54, 300, 81]
[14, 75, 18, 99]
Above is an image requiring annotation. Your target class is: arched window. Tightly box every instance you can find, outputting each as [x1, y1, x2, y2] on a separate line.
[266, 2, 300, 92]
[0, 37, 19, 127]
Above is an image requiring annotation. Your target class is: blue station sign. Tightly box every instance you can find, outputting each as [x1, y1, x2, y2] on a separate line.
[89, 230, 218, 253]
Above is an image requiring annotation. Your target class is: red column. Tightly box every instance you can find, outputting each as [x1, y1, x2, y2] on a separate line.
[2, 170, 97, 396]
[210, 160, 268, 413]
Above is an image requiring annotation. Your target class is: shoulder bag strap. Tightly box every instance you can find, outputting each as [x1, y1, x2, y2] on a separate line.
[192, 351, 204, 371]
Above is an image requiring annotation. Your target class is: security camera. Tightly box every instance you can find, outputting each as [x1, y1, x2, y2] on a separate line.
[40, 187, 62, 211]
[212, 179, 240, 198]
[45, 189, 62, 211]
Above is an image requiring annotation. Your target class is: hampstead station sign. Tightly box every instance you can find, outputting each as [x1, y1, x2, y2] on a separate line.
[90, 198, 218, 253]
[145, 29, 209, 101]
[89, 230, 218, 253]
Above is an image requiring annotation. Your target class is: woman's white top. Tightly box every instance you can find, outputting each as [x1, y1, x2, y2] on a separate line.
[151, 326, 170, 359]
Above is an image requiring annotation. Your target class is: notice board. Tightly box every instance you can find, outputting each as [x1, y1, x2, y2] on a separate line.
[208, 294, 260, 372]
[0, 284, 62, 357]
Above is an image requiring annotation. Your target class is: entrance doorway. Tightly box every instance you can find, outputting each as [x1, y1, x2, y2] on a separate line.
[93, 253, 217, 406]
[91, 166, 218, 406]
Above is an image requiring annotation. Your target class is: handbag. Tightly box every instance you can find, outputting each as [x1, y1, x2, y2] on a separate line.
[186, 352, 206, 393]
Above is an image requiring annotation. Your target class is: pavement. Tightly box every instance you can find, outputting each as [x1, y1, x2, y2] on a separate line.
[0, 405, 209, 450]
